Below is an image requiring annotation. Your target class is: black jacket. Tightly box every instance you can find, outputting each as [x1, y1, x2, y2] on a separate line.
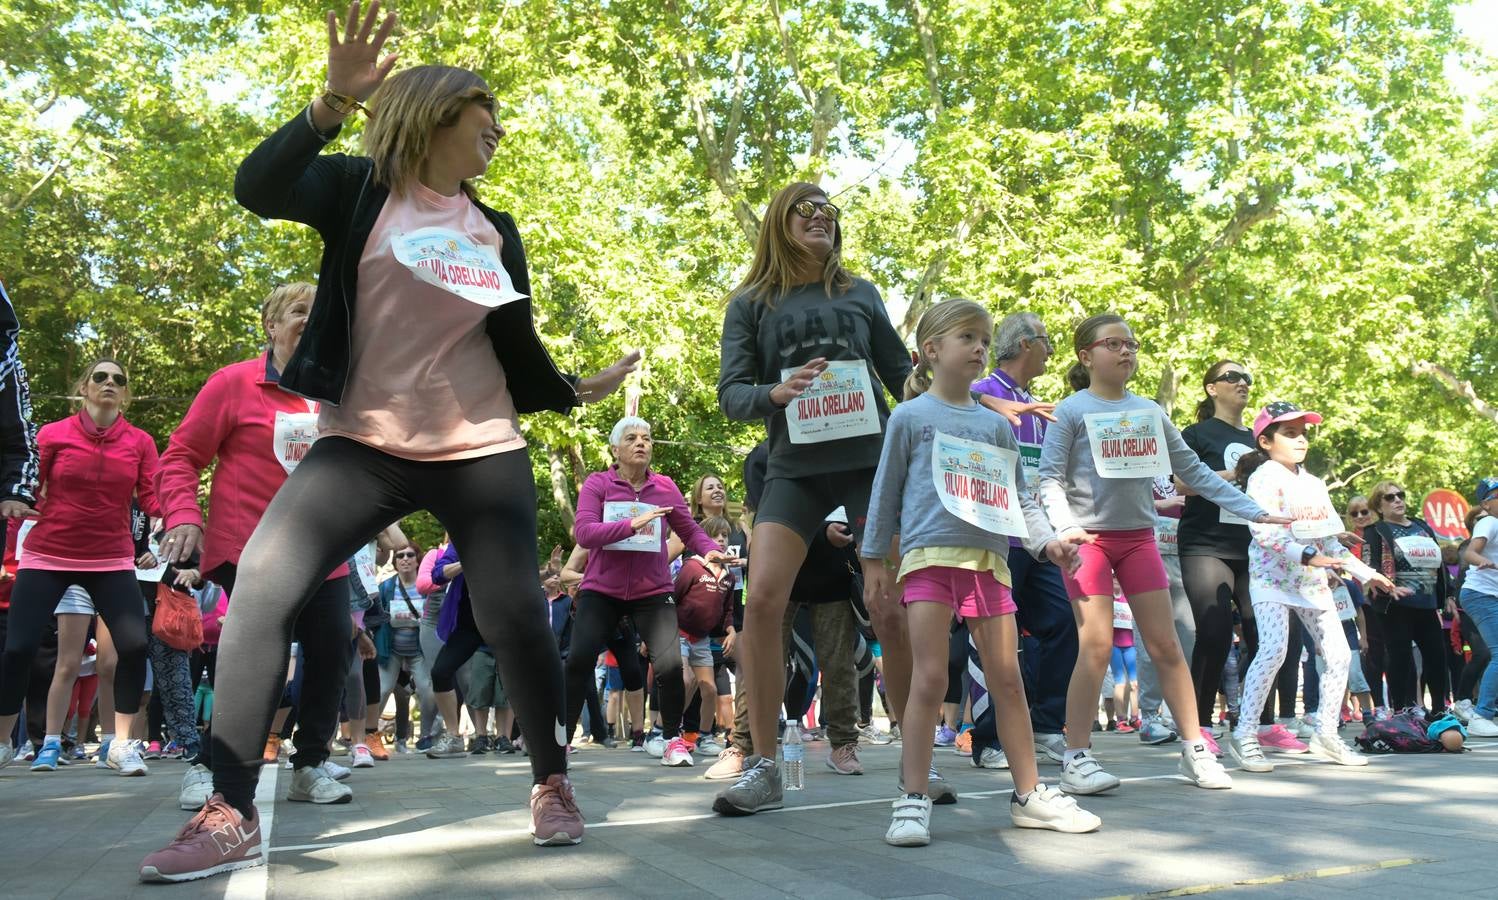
[233, 108, 579, 413]
[0, 280, 38, 504]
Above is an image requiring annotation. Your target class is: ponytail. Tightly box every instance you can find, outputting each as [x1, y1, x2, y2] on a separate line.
[903, 363, 933, 401]
[1195, 396, 1216, 423]
[1067, 361, 1091, 393]
[1234, 449, 1270, 488]
[905, 298, 991, 401]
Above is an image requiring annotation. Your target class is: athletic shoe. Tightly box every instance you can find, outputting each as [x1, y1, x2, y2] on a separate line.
[898, 765, 958, 804]
[933, 725, 957, 747]
[860, 724, 894, 745]
[1226, 733, 1274, 773]
[179, 764, 214, 811]
[889, 724, 902, 742]
[495, 736, 515, 754]
[364, 735, 389, 760]
[142, 741, 164, 760]
[469, 735, 491, 755]
[1284, 717, 1316, 740]
[826, 743, 863, 775]
[164, 741, 184, 759]
[261, 736, 280, 764]
[1258, 724, 1309, 753]
[697, 735, 725, 757]
[630, 732, 646, 752]
[1034, 732, 1067, 763]
[1179, 741, 1233, 789]
[1115, 719, 1136, 734]
[953, 729, 973, 757]
[30, 740, 62, 771]
[1468, 717, 1498, 738]
[320, 760, 352, 781]
[1450, 699, 1476, 723]
[643, 734, 667, 758]
[974, 747, 1009, 769]
[1059, 750, 1120, 795]
[1199, 730, 1223, 757]
[530, 774, 584, 846]
[885, 794, 932, 847]
[1138, 716, 1178, 745]
[394, 739, 410, 754]
[139, 794, 263, 883]
[350, 745, 375, 768]
[800, 725, 826, 742]
[661, 736, 694, 767]
[0, 742, 15, 770]
[17, 741, 36, 763]
[712, 755, 783, 815]
[288, 764, 354, 803]
[1308, 733, 1368, 766]
[602, 737, 618, 749]
[704, 746, 746, 781]
[425, 733, 467, 759]
[71, 744, 89, 761]
[415, 736, 433, 752]
[95, 738, 111, 769]
[1010, 783, 1102, 833]
[108, 740, 150, 776]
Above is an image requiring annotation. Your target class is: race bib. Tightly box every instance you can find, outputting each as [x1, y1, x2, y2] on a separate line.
[1289, 502, 1343, 541]
[273, 401, 319, 475]
[390, 227, 527, 309]
[1154, 516, 1179, 555]
[782, 360, 880, 445]
[391, 588, 424, 624]
[1218, 442, 1256, 525]
[1084, 408, 1171, 478]
[603, 501, 662, 552]
[930, 432, 1027, 538]
[1112, 599, 1133, 630]
[352, 544, 380, 597]
[1331, 582, 1357, 621]
[135, 537, 168, 583]
[1018, 442, 1042, 495]
[1393, 534, 1441, 570]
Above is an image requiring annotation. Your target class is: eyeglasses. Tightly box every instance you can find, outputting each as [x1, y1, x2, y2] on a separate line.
[1383, 491, 1406, 502]
[792, 199, 840, 222]
[91, 371, 128, 387]
[1027, 334, 1054, 350]
[1210, 371, 1253, 386]
[1083, 337, 1141, 354]
[1349, 509, 1373, 518]
[394, 551, 418, 559]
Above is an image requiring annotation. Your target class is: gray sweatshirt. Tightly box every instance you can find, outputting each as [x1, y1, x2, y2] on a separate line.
[717, 278, 911, 480]
[1038, 389, 1266, 534]
[862, 393, 1057, 563]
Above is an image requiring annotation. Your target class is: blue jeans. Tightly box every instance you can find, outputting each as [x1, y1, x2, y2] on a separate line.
[1460, 589, 1498, 719]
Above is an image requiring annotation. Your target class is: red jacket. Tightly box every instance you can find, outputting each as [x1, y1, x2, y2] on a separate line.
[157, 355, 347, 578]
[25, 410, 159, 566]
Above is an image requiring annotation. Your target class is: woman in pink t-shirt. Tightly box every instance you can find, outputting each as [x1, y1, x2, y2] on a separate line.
[141, 2, 635, 882]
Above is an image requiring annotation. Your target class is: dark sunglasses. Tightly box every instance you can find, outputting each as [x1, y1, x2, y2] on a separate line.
[1349, 508, 1373, 517]
[1210, 371, 1253, 386]
[91, 371, 128, 387]
[792, 199, 840, 222]
[394, 550, 418, 559]
[1383, 491, 1406, 502]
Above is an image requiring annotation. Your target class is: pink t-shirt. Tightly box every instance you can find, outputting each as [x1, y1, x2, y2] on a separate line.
[318, 184, 525, 461]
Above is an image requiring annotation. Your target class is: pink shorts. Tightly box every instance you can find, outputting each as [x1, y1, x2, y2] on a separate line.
[901, 566, 1016, 620]
[1061, 528, 1169, 600]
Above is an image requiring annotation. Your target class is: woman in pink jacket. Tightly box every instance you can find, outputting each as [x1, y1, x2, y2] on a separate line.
[0, 358, 160, 774]
[565, 416, 730, 769]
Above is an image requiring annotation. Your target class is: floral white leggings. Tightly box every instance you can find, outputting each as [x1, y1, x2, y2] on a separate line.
[1234, 601, 1347, 741]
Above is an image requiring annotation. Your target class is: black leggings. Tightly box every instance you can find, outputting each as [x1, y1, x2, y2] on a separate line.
[207, 437, 566, 815]
[1182, 555, 1258, 727]
[565, 591, 683, 740]
[431, 598, 483, 694]
[1373, 601, 1449, 711]
[1, 569, 148, 718]
[1458, 610, 1490, 702]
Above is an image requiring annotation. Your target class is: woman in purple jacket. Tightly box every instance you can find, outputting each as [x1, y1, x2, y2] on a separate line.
[565, 416, 730, 768]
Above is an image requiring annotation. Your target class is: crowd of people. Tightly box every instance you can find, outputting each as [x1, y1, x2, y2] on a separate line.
[0, 0, 1491, 884]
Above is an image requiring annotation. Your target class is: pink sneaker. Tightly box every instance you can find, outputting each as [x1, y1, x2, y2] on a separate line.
[1197, 731, 1222, 757]
[139, 794, 263, 883]
[530, 774, 584, 846]
[1258, 724, 1310, 753]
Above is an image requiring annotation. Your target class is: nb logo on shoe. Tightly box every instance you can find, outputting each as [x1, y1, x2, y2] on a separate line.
[211, 821, 258, 856]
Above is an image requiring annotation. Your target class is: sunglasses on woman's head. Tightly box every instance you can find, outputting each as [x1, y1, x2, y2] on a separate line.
[91, 371, 128, 387]
[792, 199, 840, 222]
[1210, 371, 1253, 386]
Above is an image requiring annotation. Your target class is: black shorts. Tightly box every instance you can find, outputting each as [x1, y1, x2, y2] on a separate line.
[755, 468, 875, 546]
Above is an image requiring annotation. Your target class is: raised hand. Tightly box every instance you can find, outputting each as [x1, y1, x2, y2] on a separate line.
[770, 358, 829, 408]
[326, 1, 399, 101]
[577, 350, 643, 403]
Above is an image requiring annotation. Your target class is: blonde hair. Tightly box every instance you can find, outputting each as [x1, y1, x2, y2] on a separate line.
[72, 357, 130, 411]
[260, 283, 315, 338]
[903, 298, 992, 400]
[732, 182, 852, 307]
[364, 65, 493, 199]
[1368, 480, 1406, 520]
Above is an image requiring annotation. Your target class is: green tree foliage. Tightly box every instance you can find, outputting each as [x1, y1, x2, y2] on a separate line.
[2, 0, 1493, 555]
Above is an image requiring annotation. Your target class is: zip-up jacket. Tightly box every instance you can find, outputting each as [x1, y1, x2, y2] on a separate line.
[574, 465, 719, 601]
[25, 411, 160, 567]
[0, 280, 39, 504]
[233, 107, 579, 412]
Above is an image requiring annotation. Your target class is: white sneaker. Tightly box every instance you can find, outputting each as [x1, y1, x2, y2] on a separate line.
[1226, 733, 1274, 773]
[661, 736, 694, 767]
[1033, 732, 1067, 763]
[884, 794, 932, 847]
[974, 747, 1009, 769]
[178, 763, 214, 810]
[321, 760, 353, 781]
[0, 742, 14, 770]
[1010, 783, 1102, 833]
[1059, 750, 1119, 795]
[643, 734, 666, 758]
[107, 740, 149, 776]
[350, 745, 375, 768]
[288, 763, 355, 803]
[1179, 741, 1232, 789]
[1468, 717, 1498, 738]
[1308, 733, 1369, 766]
[1450, 699, 1476, 723]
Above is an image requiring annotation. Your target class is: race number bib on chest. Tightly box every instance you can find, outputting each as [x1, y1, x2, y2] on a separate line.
[352, 545, 380, 597]
[274, 402, 319, 475]
[930, 432, 1028, 538]
[603, 501, 661, 552]
[1112, 599, 1133, 630]
[1084, 408, 1171, 478]
[1394, 534, 1441, 569]
[391, 227, 527, 309]
[1289, 498, 1343, 542]
[782, 360, 880, 444]
[1154, 516, 1179, 555]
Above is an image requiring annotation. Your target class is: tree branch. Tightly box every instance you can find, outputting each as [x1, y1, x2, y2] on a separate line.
[1325, 463, 1376, 493]
[1171, 186, 1281, 293]
[900, 198, 987, 335]
[2, 130, 87, 216]
[769, 0, 815, 108]
[905, 0, 944, 116]
[1412, 361, 1498, 423]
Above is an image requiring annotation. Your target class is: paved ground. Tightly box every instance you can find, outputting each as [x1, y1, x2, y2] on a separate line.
[1, 730, 1494, 899]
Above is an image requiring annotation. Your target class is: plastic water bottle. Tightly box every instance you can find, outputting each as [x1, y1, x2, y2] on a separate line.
[781, 721, 804, 791]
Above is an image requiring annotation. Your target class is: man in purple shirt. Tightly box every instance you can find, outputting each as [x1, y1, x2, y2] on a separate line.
[965, 312, 1078, 767]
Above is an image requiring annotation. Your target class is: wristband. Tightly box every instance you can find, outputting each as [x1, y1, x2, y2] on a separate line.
[320, 88, 368, 117]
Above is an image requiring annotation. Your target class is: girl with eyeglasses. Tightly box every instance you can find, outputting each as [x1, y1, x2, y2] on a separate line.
[1360, 481, 1451, 713]
[1036, 315, 1289, 797]
[0, 358, 161, 778]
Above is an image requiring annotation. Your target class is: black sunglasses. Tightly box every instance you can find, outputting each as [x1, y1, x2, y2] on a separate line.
[1384, 491, 1406, 502]
[792, 199, 840, 222]
[91, 371, 128, 387]
[1210, 371, 1253, 386]
[1349, 508, 1373, 517]
[394, 550, 418, 559]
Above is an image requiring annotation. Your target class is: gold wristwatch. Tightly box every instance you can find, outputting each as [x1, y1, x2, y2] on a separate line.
[320, 88, 367, 117]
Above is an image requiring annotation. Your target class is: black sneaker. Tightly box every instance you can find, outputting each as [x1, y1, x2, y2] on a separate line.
[495, 736, 514, 754]
[469, 735, 491, 755]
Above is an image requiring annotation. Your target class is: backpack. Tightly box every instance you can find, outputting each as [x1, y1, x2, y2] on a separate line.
[1354, 709, 1440, 753]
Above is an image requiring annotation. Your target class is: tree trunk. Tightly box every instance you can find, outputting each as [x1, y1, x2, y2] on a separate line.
[1156, 361, 1180, 417]
[548, 447, 576, 533]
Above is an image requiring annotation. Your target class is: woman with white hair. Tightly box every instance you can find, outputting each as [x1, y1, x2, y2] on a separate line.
[565, 416, 732, 768]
